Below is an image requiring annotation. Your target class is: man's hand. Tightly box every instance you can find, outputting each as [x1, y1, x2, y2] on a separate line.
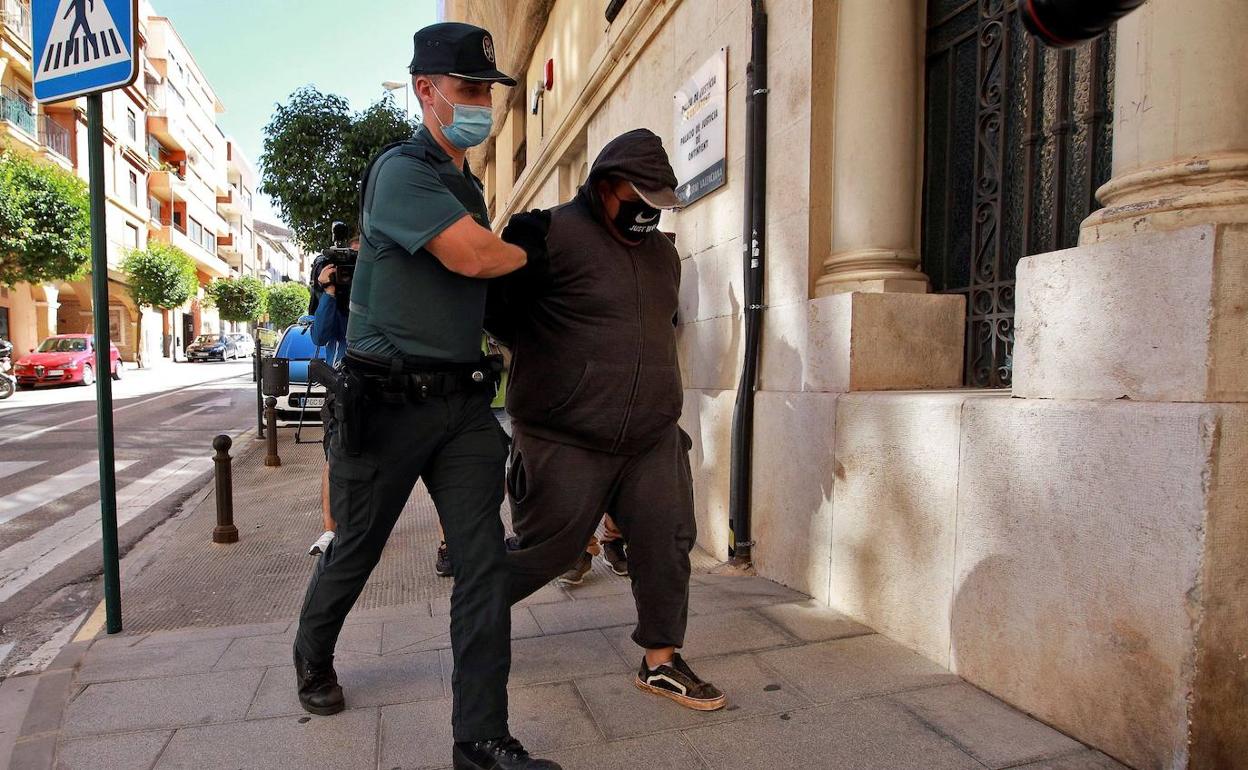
[318, 264, 337, 296]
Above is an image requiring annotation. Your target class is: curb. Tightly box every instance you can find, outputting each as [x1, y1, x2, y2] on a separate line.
[5, 425, 267, 769]
[8, 637, 91, 770]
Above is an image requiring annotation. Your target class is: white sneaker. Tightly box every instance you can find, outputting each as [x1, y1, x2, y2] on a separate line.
[308, 530, 335, 555]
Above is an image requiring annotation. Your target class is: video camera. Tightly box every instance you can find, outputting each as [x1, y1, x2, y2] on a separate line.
[1022, 0, 1147, 48]
[310, 221, 358, 313]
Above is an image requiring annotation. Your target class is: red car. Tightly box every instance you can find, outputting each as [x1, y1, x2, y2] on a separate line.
[14, 334, 123, 388]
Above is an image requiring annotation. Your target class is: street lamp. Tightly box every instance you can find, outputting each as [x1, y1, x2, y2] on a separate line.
[382, 80, 409, 117]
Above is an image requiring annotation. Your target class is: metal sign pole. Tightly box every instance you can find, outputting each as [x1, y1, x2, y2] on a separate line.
[33, 0, 142, 636]
[87, 93, 122, 633]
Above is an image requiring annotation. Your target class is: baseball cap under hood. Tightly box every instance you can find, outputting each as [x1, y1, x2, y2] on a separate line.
[584, 128, 683, 209]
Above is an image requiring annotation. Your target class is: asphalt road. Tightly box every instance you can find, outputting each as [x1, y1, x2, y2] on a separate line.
[0, 359, 261, 677]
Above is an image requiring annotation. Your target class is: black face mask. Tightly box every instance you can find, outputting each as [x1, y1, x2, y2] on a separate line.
[609, 194, 662, 241]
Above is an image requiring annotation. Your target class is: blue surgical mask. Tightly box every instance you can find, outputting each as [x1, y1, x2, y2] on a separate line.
[431, 81, 493, 149]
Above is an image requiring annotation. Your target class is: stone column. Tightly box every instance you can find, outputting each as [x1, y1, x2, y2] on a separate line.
[34, 284, 59, 341]
[801, 0, 963, 393]
[815, 0, 929, 295]
[1081, 0, 1248, 241]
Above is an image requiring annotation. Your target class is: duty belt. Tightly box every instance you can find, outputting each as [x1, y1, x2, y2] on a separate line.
[344, 350, 499, 402]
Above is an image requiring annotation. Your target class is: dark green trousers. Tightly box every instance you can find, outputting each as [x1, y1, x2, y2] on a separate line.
[295, 390, 511, 742]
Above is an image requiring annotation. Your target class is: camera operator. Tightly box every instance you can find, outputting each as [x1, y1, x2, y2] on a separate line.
[291, 22, 558, 770]
[305, 234, 352, 557]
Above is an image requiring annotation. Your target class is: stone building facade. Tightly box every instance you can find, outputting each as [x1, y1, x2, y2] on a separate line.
[442, 1, 1248, 767]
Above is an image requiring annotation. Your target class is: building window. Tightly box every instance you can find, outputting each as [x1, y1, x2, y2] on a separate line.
[512, 97, 527, 183]
[189, 218, 203, 245]
[128, 170, 139, 206]
[125, 223, 139, 250]
[0, 307, 9, 341]
[149, 196, 162, 222]
[922, 4, 1114, 388]
[127, 108, 137, 141]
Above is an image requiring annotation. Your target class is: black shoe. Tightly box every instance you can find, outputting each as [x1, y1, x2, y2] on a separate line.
[435, 541, 452, 577]
[453, 736, 561, 770]
[556, 552, 593, 586]
[601, 539, 628, 576]
[635, 653, 726, 711]
[293, 647, 345, 716]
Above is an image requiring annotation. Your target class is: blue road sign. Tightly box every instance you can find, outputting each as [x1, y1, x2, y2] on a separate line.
[32, 0, 139, 103]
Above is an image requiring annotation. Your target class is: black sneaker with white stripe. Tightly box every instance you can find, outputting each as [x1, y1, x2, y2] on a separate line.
[634, 653, 726, 711]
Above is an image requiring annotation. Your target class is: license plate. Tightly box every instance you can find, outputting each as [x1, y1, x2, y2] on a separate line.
[302, 398, 324, 408]
[193, 353, 207, 358]
[47, 369, 63, 376]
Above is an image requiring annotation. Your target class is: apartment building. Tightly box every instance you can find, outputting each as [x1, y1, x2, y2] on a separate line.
[0, 0, 263, 363]
[254, 220, 308, 288]
[0, 0, 75, 355]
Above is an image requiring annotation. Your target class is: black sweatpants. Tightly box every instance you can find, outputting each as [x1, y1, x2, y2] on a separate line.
[295, 390, 511, 742]
[506, 424, 697, 650]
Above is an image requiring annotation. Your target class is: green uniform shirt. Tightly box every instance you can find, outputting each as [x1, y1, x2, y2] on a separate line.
[348, 127, 491, 362]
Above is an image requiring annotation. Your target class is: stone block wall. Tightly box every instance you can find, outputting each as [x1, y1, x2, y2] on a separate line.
[746, 389, 1248, 770]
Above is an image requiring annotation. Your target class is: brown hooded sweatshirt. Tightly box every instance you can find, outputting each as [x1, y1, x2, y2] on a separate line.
[489, 129, 683, 455]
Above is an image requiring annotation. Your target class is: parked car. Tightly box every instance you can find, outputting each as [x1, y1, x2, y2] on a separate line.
[228, 333, 256, 358]
[14, 334, 122, 388]
[272, 316, 328, 427]
[186, 333, 240, 362]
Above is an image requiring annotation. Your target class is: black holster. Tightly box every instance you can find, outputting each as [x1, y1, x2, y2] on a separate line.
[334, 366, 368, 456]
[311, 359, 367, 457]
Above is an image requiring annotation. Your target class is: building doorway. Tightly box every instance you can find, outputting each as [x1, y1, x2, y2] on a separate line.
[922, 0, 1115, 387]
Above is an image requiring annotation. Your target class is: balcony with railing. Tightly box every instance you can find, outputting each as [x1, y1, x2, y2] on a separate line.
[1, 0, 32, 54]
[38, 115, 70, 159]
[1, 85, 36, 138]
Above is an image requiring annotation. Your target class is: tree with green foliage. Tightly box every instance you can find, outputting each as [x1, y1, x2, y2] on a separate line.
[120, 243, 199, 310]
[0, 145, 90, 286]
[206, 275, 267, 323]
[265, 282, 311, 331]
[260, 87, 416, 254]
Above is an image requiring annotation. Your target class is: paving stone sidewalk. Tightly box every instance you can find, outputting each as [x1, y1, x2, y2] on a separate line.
[9, 428, 1128, 769]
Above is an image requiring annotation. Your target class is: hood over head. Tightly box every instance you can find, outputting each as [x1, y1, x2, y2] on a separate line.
[582, 128, 682, 211]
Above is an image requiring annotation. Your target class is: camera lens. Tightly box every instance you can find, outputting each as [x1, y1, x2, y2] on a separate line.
[1021, 0, 1146, 48]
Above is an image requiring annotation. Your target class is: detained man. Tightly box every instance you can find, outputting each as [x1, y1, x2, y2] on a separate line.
[488, 128, 726, 711]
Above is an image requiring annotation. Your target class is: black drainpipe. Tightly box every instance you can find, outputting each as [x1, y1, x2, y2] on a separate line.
[728, 0, 767, 564]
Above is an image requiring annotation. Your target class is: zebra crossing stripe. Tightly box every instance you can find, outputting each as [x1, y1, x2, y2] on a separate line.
[0, 457, 212, 606]
[0, 460, 136, 526]
[0, 461, 44, 481]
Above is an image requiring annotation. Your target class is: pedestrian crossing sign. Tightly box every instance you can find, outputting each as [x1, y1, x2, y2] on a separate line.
[32, 0, 139, 103]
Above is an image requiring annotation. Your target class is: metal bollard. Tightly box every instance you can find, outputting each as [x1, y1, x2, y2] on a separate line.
[212, 434, 239, 544]
[254, 354, 265, 439]
[264, 396, 281, 467]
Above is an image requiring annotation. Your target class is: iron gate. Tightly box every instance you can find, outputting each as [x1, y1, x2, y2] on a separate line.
[922, 0, 1115, 387]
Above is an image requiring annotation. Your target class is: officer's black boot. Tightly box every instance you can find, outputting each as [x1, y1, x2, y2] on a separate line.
[452, 736, 562, 770]
[293, 647, 345, 716]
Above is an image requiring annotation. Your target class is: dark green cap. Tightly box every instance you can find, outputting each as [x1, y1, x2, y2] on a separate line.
[409, 22, 516, 86]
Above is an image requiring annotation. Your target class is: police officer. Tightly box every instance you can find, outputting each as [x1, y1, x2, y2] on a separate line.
[292, 22, 559, 770]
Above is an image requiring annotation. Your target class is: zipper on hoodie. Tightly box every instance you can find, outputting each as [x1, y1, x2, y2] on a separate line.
[612, 246, 646, 453]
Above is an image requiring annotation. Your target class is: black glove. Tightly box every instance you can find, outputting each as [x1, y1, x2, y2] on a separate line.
[502, 209, 551, 266]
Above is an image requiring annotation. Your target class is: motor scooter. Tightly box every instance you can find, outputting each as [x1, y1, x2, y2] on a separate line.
[0, 338, 14, 400]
